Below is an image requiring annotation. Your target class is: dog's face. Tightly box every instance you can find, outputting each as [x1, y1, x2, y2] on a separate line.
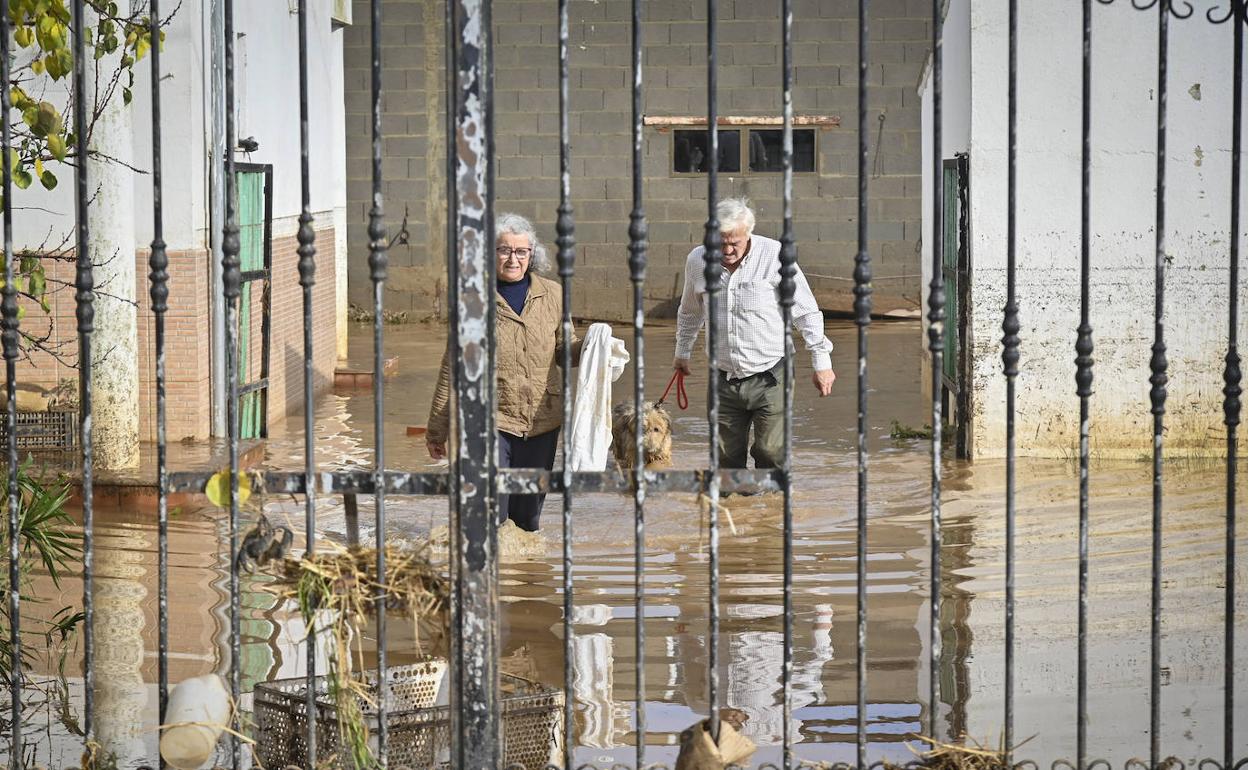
[611, 402, 673, 470]
[639, 405, 672, 466]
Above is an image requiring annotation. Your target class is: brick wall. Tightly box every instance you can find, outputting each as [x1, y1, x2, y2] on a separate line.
[263, 228, 339, 421]
[15, 225, 337, 443]
[344, 0, 928, 321]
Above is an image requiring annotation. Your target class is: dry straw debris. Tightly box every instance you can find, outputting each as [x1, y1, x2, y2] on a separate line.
[878, 734, 1023, 770]
[260, 542, 450, 769]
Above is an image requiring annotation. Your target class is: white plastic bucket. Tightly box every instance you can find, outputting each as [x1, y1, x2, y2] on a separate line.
[159, 674, 230, 770]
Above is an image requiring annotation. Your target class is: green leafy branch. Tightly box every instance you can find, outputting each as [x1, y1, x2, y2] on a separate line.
[2, 0, 177, 360]
[6, 1, 168, 192]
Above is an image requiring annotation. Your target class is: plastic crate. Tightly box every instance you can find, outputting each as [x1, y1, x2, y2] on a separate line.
[253, 661, 563, 770]
[0, 408, 77, 452]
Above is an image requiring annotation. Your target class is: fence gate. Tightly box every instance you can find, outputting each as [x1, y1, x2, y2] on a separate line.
[1, 1, 1245, 770]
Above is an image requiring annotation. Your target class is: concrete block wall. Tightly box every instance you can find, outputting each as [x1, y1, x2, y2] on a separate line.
[344, 0, 929, 322]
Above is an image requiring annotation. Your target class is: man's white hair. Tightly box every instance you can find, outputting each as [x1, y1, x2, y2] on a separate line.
[495, 212, 550, 273]
[716, 197, 756, 235]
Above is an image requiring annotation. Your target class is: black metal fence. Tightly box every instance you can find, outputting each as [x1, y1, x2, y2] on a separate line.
[1, 0, 1245, 769]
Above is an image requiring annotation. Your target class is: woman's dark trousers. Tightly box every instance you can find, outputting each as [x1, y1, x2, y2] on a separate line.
[497, 429, 560, 531]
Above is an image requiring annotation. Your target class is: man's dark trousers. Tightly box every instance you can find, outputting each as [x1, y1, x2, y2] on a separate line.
[718, 360, 785, 469]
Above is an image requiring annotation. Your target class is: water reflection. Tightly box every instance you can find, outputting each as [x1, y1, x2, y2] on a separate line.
[11, 320, 1248, 768]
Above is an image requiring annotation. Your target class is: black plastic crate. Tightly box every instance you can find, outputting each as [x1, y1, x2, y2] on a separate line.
[0, 408, 78, 452]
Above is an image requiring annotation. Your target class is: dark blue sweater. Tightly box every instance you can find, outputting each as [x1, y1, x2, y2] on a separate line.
[497, 274, 530, 316]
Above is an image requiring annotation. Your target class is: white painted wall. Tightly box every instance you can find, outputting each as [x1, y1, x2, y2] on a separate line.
[12, 0, 347, 253]
[233, 0, 347, 235]
[929, 0, 1248, 458]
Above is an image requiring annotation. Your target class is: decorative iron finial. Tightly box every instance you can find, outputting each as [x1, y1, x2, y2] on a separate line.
[927, 276, 945, 355]
[1072, 323, 1095, 399]
[149, 237, 169, 314]
[1149, 339, 1169, 417]
[1224, 349, 1242, 429]
[368, 204, 388, 284]
[703, 219, 722, 289]
[628, 209, 648, 282]
[556, 201, 575, 280]
[853, 248, 873, 328]
[778, 221, 797, 310]
[297, 210, 317, 290]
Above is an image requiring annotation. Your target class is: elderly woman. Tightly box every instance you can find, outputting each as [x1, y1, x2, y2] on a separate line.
[426, 213, 581, 532]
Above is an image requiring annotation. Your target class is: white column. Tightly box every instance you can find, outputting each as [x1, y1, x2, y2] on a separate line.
[86, 0, 139, 468]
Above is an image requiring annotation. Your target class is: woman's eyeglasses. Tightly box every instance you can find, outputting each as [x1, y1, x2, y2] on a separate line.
[496, 246, 532, 259]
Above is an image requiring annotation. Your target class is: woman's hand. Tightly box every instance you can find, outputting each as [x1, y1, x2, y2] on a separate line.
[427, 439, 447, 460]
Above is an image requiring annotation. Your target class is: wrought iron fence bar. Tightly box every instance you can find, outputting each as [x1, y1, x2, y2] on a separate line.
[628, 0, 649, 762]
[1149, 4, 1171, 768]
[167, 468, 781, 497]
[0, 3, 20, 764]
[147, 0, 171, 757]
[704, 0, 723, 745]
[926, 0, 946, 742]
[70, 0, 97, 744]
[239, 269, 267, 283]
[1224, 6, 1243, 769]
[220, 0, 243, 764]
[1004, 0, 1020, 765]
[237, 378, 269, 397]
[366, 0, 390, 755]
[780, 0, 797, 766]
[295, 0, 319, 763]
[1075, 2, 1094, 768]
[854, 0, 874, 767]
[556, 0, 576, 763]
[449, 0, 500, 764]
[444, 0, 463, 748]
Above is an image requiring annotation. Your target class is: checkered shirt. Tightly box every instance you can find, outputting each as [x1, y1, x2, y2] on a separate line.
[674, 234, 833, 380]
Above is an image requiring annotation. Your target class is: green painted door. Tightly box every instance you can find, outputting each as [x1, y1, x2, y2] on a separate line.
[236, 169, 267, 439]
[941, 162, 960, 387]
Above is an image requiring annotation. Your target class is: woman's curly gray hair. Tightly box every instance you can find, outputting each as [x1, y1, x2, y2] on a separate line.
[495, 212, 551, 274]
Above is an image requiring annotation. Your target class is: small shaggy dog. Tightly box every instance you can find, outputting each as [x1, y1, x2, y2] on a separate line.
[610, 402, 673, 471]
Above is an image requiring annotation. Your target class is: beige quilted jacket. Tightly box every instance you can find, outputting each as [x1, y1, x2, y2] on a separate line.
[427, 274, 582, 443]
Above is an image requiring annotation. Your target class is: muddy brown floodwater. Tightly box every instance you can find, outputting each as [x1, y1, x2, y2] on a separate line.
[11, 318, 1248, 769]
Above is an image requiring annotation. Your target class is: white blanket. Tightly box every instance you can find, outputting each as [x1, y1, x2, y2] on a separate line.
[568, 323, 629, 471]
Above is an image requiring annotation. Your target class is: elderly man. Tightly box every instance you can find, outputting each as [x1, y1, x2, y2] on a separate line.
[673, 197, 835, 469]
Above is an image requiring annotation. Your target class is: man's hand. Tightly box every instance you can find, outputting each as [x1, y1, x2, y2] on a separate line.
[427, 439, 447, 460]
[812, 368, 836, 397]
[673, 357, 692, 376]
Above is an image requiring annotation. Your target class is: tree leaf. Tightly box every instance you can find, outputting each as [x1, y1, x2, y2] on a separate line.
[10, 86, 32, 110]
[28, 268, 44, 297]
[13, 169, 31, 190]
[39, 170, 56, 190]
[30, 102, 59, 138]
[122, 87, 131, 105]
[205, 470, 252, 508]
[46, 133, 66, 161]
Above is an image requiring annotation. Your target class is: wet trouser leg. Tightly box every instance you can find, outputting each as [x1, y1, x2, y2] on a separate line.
[749, 365, 785, 469]
[497, 429, 560, 531]
[717, 372, 753, 469]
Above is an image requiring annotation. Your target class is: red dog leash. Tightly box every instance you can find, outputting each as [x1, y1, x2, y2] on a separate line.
[656, 370, 689, 410]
